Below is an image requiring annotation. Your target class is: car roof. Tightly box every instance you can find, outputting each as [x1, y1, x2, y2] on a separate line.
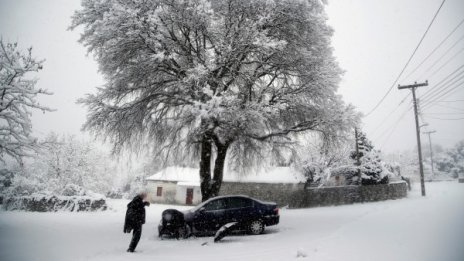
[208, 195, 252, 201]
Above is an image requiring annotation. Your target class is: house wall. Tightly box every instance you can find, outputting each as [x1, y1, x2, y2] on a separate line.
[147, 181, 177, 204]
[175, 185, 202, 205]
[176, 185, 201, 206]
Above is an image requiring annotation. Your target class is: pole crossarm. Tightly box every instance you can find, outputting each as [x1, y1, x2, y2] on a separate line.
[398, 81, 429, 90]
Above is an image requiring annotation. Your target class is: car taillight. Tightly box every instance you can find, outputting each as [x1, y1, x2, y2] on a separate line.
[273, 208, 279, 215]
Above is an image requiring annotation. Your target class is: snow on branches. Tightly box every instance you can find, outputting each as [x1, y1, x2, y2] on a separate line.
[0, 39, 53, 163]
[71, 0, 358, 199]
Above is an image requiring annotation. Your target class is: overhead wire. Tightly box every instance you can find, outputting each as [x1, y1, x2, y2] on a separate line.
[428, 45, 464, 78]
[424, 103, 464, 112]
[421, 79, 464, 109]
[402, 17, 464, 82]
[378, 105, 413, 150]
[419, 64, 464, 101]
[423, 115, 464, 120]
[418, 34, 464, 79]
[363, 0, 446, 117]
[370, 93, 410, 136]
[424, 99, 464, 102]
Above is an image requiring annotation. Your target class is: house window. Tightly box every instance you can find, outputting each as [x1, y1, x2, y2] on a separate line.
[156, 186, 163, 197]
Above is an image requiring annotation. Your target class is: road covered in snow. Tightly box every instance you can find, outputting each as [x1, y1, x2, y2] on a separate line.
[1, 181, 463, 261]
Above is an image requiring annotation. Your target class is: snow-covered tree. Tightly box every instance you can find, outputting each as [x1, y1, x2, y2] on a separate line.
[350, 130, 389, 185]
[4, 133, 117, 196]
[71, 0, 357, 200]
[296, 136, 355, 187]
[0, 40, 52, 163]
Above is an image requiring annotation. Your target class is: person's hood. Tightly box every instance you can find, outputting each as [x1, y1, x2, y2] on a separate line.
[127, 195, 144, 208]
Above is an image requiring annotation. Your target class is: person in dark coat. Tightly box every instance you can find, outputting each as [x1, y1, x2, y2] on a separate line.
[124, 192, 150, 252]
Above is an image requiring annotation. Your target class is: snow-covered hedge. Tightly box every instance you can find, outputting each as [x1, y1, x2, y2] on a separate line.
[2, 193, 107, 212]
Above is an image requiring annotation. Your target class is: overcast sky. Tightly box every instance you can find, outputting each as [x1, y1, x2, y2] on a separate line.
[1, 0, 463, 154]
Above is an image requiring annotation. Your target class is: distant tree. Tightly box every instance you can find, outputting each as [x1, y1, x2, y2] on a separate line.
[5, 133, 116, 196]
[435, 140, 464, 178]
[71, 0, 357, 201]
[0, 39, 52, 163]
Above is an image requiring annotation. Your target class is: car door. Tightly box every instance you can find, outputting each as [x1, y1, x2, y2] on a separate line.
[226, 197, 254, 225]
[193, 198, 227, 233]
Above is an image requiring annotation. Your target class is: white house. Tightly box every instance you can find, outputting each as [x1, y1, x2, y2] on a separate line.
[146, 166, 305, 205]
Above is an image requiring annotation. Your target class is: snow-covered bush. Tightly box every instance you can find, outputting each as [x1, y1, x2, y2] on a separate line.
[329, 165, 359, 185]
[61, 184, 86, 196]
[105, 189, 123, 199]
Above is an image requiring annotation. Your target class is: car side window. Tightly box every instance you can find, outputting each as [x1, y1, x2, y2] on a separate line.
[204, 199, 226, 211]
[228, 197, 253, 209]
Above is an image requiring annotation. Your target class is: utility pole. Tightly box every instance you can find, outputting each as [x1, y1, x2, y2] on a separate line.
[423, 130, 436, 176]
[398, 81, 428, 196]
[355, 128, 362, 184]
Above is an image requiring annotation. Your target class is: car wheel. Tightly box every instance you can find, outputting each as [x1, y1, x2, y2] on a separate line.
[179, 224, 192, 239]
[248, 220, 264, 235]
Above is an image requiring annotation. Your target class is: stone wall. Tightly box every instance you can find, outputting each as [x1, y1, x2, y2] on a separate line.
[220, 182, 302, 206]
[220, 181, 408, 208]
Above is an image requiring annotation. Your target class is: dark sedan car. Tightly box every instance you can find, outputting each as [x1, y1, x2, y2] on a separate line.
[158, 195, 279, 237]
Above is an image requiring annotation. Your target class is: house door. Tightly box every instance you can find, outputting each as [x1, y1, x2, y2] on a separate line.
[186, 188, 194, 205]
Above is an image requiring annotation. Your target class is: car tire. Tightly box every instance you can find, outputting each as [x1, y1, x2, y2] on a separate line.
[179, 224, 191, 239]
[248, 220, 264, 235]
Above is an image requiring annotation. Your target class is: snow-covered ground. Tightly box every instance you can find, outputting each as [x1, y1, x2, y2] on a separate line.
[1, 182, 463, 261]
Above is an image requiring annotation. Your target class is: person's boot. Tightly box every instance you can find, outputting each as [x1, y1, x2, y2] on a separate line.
[127, 249, 134, 253]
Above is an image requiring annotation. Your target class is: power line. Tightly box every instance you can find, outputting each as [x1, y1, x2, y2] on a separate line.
[421, 75, 464, 107]
[422, 81, 464, 109]
[376, 101, 412, 142]
[424, 99, 464, 102]
[379, 105, 412, 149]
[423, 115, 464, 120]
[420, 35, 464, 78]
[425, 103, 464, 112]
[421, 74, 464, 103]
[402, 17, 464, 82]
[424, 112, 464, 115]
[428, 44, 464, 78]
[364, 0, 446, 117]
[419, 64, 464, 100]
[370, 93, 411, 136]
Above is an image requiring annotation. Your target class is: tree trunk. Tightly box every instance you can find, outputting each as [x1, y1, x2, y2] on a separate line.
[209, 143, 229, 198]
[199, 137, 212, 201]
